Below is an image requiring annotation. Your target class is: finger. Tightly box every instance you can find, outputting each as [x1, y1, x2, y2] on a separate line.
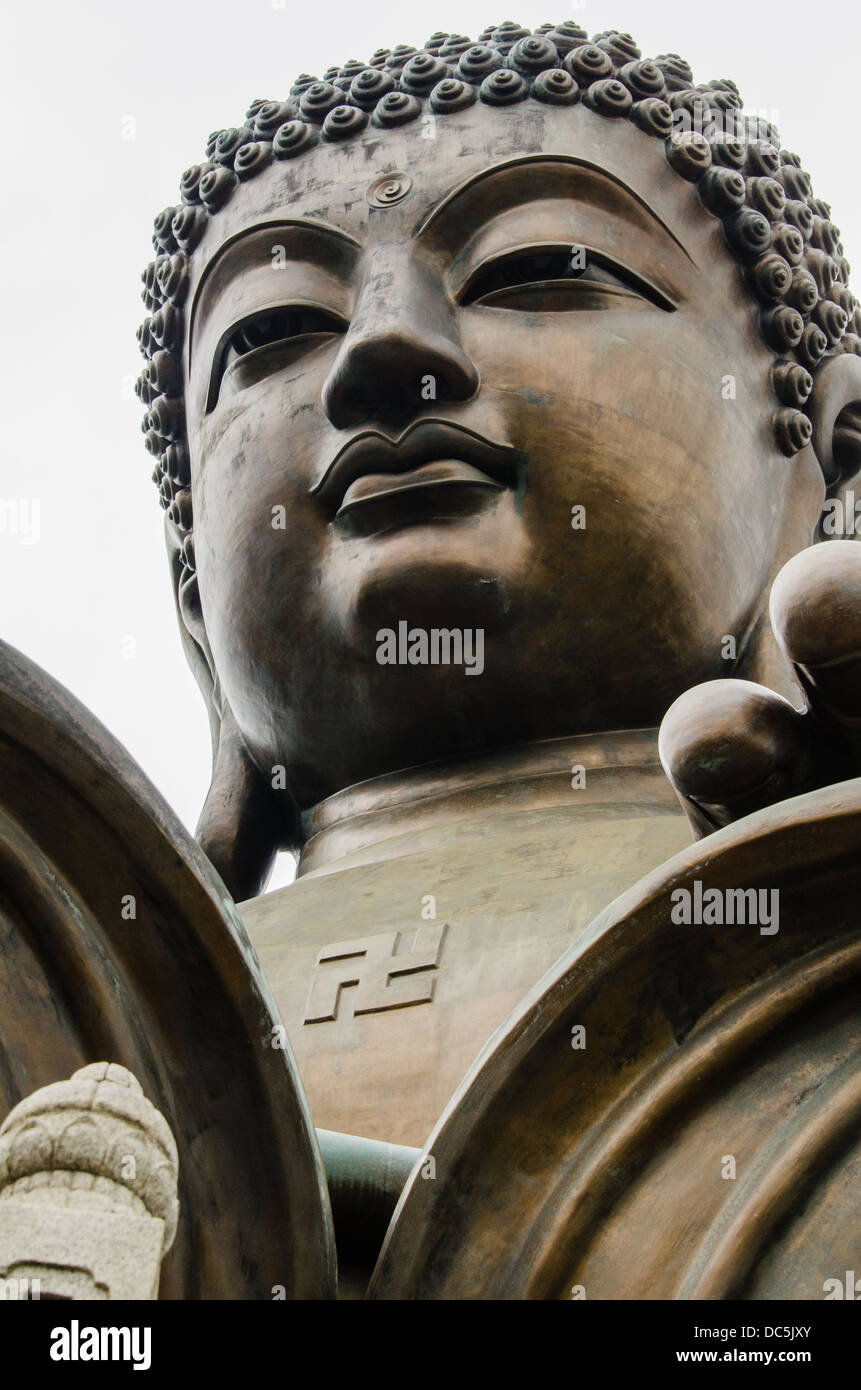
[770, 539, 861, 736]
[659, 678, 820, 837]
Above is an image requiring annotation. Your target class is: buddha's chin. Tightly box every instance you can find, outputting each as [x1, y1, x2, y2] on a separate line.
[327, 492, 529, 643]
[334, 533, 520, 652]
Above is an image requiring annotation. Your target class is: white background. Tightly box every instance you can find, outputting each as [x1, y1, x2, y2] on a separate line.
[1, 0, 858, 891]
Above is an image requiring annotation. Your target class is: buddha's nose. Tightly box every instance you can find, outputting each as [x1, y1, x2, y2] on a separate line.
[321, 246, 479, 430]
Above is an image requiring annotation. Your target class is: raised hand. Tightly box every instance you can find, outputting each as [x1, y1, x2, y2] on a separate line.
[659, 539, 861, 838]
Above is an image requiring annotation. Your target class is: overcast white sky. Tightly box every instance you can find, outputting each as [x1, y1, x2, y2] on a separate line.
[1, 0, 859, 892]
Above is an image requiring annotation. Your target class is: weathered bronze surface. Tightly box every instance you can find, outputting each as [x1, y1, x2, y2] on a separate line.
[145, 25, 861, 1292]
[368, 778, 861, 1299]
[239, 731, 692, 1145]
[0, 639, 335, 1299]
[3, 20, 861, 1301]
[174, 97, 841, 897]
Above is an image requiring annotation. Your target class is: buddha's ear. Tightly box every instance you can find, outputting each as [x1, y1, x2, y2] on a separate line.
[808, 354, 861, 539]
[170, 520, 220, 755]
[170, 521, 292, 899]
[195, 704, 287, 902]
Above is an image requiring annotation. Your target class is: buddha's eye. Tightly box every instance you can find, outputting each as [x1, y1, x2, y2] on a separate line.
[460, 247, 672, 312]
[225, 306, 344, 363]
[209, 304, 346, 409]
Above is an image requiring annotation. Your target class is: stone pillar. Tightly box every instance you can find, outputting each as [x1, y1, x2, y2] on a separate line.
[0, 1062, 178, 1300]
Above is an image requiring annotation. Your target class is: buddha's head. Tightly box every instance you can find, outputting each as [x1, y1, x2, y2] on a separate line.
[137, 21, 861, 897]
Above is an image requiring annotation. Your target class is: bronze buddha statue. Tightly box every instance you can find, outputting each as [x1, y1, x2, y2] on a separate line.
[1, 20, 858, 1303]
[135, 18, 861, 1158]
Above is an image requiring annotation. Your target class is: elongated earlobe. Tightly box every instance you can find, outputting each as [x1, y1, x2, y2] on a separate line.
[171, 521, 297, 899]
[809, 353, 861, 484]
[196, 705, 293, 901]
[807, 354, 861, 540]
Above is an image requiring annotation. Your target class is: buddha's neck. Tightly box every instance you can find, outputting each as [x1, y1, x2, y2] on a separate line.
[297, 728, 682, 877]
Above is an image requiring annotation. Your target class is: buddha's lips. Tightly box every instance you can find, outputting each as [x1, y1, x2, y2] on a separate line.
[337, 460, 502, 515]
[311, 420, 522, 516]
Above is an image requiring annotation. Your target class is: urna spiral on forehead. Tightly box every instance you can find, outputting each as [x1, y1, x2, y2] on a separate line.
[136, 18, 861, 591]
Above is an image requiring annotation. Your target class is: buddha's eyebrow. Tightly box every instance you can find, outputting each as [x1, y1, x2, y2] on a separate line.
[417, 155, 696, 266]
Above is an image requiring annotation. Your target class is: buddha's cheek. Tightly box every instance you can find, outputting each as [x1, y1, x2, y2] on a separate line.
[463, 306, 785, 657]
[189, 417, 327, 735]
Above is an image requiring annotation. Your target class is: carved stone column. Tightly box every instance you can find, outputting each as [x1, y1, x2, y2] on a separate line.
[0, 1062, 178, 1300]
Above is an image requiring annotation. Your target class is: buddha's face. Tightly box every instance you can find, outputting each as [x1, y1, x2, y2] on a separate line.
[183, 102, 824, 806]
